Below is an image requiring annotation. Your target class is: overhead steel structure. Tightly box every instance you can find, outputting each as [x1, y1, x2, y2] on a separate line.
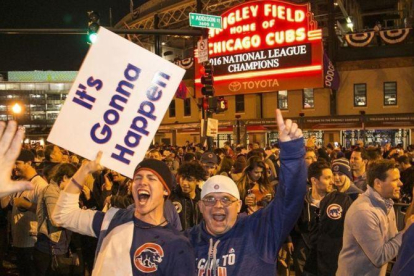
[115, 0, 360, 50]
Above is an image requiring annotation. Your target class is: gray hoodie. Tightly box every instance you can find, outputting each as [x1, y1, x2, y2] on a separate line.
[337, 186, 402, 276]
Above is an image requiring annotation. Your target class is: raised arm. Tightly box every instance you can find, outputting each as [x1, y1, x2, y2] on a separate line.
[0, 121, 33, 198]
[249, 109, 307, 262]
[52, 152, 106, 237]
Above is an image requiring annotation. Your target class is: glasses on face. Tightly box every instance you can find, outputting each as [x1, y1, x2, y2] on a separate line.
[202, 197, 238, 207]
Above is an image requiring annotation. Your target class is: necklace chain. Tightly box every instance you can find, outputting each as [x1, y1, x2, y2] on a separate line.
[135, 219, 168, 229]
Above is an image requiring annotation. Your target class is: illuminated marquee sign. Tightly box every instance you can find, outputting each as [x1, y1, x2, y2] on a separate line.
[195, 0, 324, 97]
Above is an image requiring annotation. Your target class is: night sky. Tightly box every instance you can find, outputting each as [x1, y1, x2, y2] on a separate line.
[0, 0, 149, 72]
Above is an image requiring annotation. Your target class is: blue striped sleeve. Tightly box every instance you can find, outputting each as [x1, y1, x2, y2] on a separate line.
[92, 211, 105, 237]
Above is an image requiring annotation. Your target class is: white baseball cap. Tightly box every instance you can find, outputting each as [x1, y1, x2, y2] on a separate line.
[201, 175, 240, 200]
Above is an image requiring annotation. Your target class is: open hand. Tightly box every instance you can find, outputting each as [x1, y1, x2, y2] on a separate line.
[0, 121, 33, 198]
[83, 151, 104, 174]
[276, 109, 303, 142]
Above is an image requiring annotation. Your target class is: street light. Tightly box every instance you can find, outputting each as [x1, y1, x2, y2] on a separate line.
[11, 102, 24, 124]
[12, 103, 22, 114]
[346, 17, 354, 32]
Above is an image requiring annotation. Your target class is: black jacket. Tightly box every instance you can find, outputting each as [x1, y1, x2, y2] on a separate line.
[169, 185, 202, 231]
[304, 191, 353, 276]
[293, 190, 320, 248]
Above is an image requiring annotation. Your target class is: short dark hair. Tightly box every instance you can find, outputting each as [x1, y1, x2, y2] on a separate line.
[367, 160, 397, 188]
[247, 148, 265, 160]
[177, 161, 206, 181]
[352, 146, 368, 160]
[183, 152, 196, 162]
[36, 150, 45, 158]
[149, 149, 160, 154]
[214, 148, 225, 156]
[49, 163, 77, 184]
[389, 153, 400, 161]
[44, 144, 55, 161]
[308, 161, 331, 183]
[233, 155, 247, 173]
[397, 155, 410, 165]
[365, 147, 382, 162]
[17, 149, 35, 163]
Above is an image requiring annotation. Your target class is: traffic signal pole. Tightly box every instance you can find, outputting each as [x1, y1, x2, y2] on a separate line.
[0, 28, 203, 36]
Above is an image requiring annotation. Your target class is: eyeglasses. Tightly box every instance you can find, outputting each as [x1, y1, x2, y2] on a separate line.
[202, 197, 238, 207]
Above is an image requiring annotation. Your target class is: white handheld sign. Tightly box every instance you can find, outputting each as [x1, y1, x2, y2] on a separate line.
[48, 27, 185, 178]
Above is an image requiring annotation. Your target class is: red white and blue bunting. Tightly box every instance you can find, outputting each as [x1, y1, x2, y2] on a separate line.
[379, 28, 411, 44]
[345, 31, 375, 47]
[344, 28, 412, 47]
[174, 57, 194, 69]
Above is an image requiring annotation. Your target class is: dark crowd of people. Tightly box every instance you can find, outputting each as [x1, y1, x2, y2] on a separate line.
[1, 113, 414, 275]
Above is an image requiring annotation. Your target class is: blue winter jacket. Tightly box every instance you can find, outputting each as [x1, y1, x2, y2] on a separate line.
[186, 138, 307, 276]
[391, 224, 414, 276]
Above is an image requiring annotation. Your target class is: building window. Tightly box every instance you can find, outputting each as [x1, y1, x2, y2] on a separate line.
[235, 95, 245, 113]
[278, 90, 288, 110]
[50, 83, 66, 91]
[169, 99, 176, 117]
[184, 98, 191, 116]
[354, 84, 367, 107]
[384, 82, 397, 106]
[303, 88, 314, 109]
[35, 83, 49, 91]
[21, 83, 35, 90]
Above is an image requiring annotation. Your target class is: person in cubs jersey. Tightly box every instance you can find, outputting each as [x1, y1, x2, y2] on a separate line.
[53, 156, 195, 275]
[185, 110, 307, 276]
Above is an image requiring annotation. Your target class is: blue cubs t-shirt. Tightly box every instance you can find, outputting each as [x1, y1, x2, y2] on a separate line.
[130, 217, 195, 275]
[91, 207, 195, 275]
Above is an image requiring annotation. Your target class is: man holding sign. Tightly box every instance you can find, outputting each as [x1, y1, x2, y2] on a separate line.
[53, 157, 195, 275]
[50, 28, 194, 275]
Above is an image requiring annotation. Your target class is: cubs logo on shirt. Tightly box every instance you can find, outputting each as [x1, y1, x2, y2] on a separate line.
[134, 243, 164, 273]
[326, 204, 343, 220]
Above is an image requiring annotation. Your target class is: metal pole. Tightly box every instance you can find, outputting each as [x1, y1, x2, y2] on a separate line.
[206, 110, 214, 150]
[236, 117, 241, 145]
[154, 14, 161, 56]
[0, 28, 203, 36]
[109, 8, 113, 27]
[328, 0, 338, 116]
[197, 0, 203, 13]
